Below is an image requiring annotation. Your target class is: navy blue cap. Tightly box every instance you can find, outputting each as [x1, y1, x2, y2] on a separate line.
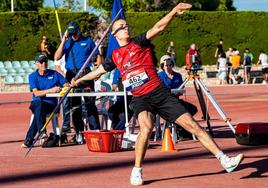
[35, 54, 48, 63]
[67, 21, 79, 34]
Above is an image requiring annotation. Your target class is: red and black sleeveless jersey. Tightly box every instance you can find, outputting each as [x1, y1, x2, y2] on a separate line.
[102, 33, 161, 96]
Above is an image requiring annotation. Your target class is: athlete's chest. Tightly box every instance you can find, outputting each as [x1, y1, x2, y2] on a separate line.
[112, 42, 151, 91]
[113, 42, 148, 71]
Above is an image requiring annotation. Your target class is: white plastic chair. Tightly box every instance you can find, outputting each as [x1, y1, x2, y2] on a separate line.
[4, 61, 12, 69]
[12, 61, 21, 68]
[15, 68, 26, 76]
[21, 61, 30, 69]
[7, 68, 17, 76]
[0, 61, 4, 68]
[23, 75, 29, 84]
[4, 75, 15, 84]
[0, 68, 8, 76]
[25, 67, 33, 74]
[14, 75, 24, 84]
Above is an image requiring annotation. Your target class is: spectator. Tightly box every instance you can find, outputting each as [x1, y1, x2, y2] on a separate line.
[214, 38, 224, 58]
[217, 53, 228, 85]
[71, 3, 243, 186]
[54, 21, 101, 144]
[225, 47, 233, 84]
[185, 43, 202, 71]
[39, 36, 57, 60]
[21, 54, 67, 148]
[39, 36, 51, 57]
[230, 50, 241, 84]
[256, 50, 268, 84]
[246, 48, 254, 62]
[108, 68, 133, 130]
[95, 27, 107, 66]
[166, 41, 176, 64]
[242, 48, 253, 84]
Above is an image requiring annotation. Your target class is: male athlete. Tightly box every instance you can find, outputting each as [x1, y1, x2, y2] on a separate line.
[72, 3, 243, 186]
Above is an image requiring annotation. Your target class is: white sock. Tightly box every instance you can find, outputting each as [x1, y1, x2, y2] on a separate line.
[216, 151, 225, 161]
[132, 167, 142, 172]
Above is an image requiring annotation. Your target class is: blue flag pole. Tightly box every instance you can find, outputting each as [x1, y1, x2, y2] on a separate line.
[106, 0, 126, 58]
[106, 0, 132, 135]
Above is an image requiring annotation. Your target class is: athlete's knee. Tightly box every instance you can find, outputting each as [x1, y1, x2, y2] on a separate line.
[140, 123, 154, 136]
[175, 113, 202, 135]
[138, 112, 154, 136]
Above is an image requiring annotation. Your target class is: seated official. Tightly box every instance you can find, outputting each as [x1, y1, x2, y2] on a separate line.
[158, 55, 197, 139]
[22, 54, 67, 148]
[158, 55, 183, 89]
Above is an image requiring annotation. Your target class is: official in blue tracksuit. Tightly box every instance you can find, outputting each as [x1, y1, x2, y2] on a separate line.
[54, 21, 102, 143]
[22, 54, 67, 148]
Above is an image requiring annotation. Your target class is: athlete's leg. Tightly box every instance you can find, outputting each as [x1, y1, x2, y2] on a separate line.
[130, 110, 154, 186]
[135, 111, 155, 167]
[175, 113, 243, 173]
[175, 113, 220, 155]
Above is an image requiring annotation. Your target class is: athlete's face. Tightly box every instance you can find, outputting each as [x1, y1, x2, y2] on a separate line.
[112, 20, 130, 40]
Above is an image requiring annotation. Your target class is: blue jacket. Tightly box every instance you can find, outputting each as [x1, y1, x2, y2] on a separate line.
[63, 35, 98, 72]
[29, 69, 67, 105]
[158, 70, 183, 89]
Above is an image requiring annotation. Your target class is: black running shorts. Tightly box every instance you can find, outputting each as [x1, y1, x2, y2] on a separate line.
[129, 83, 188, 123]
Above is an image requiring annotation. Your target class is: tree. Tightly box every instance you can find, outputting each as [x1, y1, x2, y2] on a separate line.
[0, 0, 43, 12]
[61, 0, 82, 12]
[87, 0, 236, 12]
[224, 0, 236, 11]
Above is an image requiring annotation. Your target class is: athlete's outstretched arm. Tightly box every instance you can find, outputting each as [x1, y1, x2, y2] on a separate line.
[71, 64, 107, 87]
[146, 3, 192, 40]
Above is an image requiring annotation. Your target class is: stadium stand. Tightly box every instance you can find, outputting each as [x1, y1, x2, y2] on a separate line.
[0, 60, 57, 88]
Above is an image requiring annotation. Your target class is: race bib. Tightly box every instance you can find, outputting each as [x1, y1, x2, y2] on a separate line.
[123, 68, 149, 91]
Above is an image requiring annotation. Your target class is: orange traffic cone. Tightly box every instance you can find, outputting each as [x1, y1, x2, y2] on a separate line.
[161, 128, 176, 152]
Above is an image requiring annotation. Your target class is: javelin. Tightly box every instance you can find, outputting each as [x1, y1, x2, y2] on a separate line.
[53, 0, 63, 40]
[25, 8, 123, 157]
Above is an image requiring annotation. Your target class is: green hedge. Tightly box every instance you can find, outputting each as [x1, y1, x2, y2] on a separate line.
[126, 11, 268, 66]
[0, 11, 98, 61]
[1, 11, 268, 66]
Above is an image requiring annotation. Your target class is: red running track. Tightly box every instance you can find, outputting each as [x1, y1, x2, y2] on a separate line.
[0, 85, 268, 188]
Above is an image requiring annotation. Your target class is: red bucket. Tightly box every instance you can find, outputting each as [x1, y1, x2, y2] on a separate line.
[83, 130, 125, 153]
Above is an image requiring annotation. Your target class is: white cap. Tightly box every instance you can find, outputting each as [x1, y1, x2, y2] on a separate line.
[160, 55, 172, 65]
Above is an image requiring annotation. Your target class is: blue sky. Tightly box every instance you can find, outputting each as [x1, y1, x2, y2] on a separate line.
[44, 0, 268, 12]
[234, 0, 268, 11]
